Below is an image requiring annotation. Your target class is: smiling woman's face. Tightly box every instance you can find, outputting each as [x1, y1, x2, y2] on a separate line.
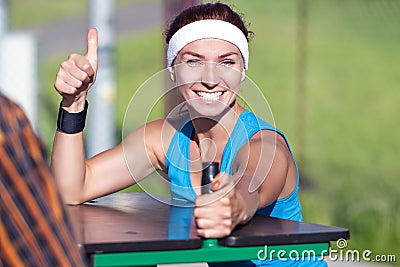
[172, 39, 245, 117]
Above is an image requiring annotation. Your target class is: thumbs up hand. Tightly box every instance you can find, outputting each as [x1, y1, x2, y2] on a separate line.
[54, 28, 98, 112]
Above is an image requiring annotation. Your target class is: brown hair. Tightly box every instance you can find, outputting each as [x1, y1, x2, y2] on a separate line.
[165, 2, 253, 44]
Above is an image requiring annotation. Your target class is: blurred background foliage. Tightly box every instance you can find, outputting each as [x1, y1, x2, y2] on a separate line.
[8, 0, 400, 263]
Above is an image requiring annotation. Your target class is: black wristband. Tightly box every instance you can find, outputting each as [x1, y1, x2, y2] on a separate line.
[57, 101, 88, 134]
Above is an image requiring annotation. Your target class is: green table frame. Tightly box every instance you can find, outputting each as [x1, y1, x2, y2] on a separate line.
[94, 240, 329, 266]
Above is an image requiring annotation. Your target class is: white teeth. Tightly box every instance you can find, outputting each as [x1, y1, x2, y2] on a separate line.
[196, 91, 223, 101]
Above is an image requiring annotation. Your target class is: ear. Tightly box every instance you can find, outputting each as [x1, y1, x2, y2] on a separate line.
[241, 69, 246, 82]
[168, 67, 175, 82]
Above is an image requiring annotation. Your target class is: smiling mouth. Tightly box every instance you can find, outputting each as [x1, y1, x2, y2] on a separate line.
[195, 91, 224, 102]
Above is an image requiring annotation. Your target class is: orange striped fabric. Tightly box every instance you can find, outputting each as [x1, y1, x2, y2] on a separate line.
[0, 93, 86, 267]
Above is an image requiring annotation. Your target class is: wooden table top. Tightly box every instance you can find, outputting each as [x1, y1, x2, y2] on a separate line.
[67, 192, 349, 254]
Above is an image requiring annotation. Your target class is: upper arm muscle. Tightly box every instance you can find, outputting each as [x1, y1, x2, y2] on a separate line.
[232, 130, 293, 208]
[81, 120, 169, 202]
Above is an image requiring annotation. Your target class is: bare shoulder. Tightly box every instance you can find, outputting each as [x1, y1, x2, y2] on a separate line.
[249, 130, 292, 158]
[143, 119, 175, 141]
[235, 130, 292, 174]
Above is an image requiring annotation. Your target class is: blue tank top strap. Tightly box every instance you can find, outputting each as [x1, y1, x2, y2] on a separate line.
[165, 119, 197, 205]
[220, 110, 284, 175]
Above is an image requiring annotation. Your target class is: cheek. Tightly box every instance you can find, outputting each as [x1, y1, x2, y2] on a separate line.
[177, 85, 194, 102]
[175, 65, 203, 85]
[218, 67, 242, 93]
[177, 86, 186, 96]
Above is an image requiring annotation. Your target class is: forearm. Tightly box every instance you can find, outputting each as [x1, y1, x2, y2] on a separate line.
[233, 185, 259, 226]
[51, 28, 99, 204]
[51, 131, 87, 204]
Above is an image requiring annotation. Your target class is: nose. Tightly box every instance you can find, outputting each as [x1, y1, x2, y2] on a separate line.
[201, 63, 220, 89]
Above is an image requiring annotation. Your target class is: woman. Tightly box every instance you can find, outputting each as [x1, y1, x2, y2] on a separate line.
[52, 3, 325, 266]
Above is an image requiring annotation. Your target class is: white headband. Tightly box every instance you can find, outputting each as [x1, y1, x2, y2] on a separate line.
[167, 19, 249, 69]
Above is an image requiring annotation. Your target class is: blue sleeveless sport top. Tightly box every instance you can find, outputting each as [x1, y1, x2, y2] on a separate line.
[165, 110, 302, 220]
[165, 110, 327, 267]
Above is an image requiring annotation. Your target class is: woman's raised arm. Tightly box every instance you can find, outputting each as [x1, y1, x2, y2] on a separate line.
[51, 29, 162, 204]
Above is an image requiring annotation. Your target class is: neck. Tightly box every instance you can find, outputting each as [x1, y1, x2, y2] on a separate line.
[190, 102, 244, 162]
[192, 102, 242, 134]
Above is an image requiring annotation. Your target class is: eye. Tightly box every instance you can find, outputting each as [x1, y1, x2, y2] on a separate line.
[220, 60, 235, 66]
[186, 59, 202, 66]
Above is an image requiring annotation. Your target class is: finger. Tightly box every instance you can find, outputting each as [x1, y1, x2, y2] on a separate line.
[60, 59, 92, 83]
[197, 228, 231, 238]
[211, 172, 235, 192]
[195, 218, 217, 229]
[195, 191, 231, 207]
[194, 200, 231, 219]
[86, 28, 98, 71]
[196, 217, 232, 230]
[64, 54, 95, 78]
[54, 79, 78, 95]
[57, 69, 84, 89]
[194, 204, 217, 218]
[195, 192, 221, 206]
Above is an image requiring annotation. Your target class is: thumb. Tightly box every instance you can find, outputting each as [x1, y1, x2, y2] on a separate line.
[196, 173, 235, 206]
[210, 172, 234, 192]
[86, 28, 98, 71]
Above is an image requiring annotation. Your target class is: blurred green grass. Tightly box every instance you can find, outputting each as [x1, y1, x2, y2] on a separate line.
[11, 0, 400, 263]
[9, 0, 87, 28]
[8, 0, 144, 29]
[229, 1, 400, 260]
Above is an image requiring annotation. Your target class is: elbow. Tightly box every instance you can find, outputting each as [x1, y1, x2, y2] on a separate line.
[65, 199, 84, 206]
[61, 193, 85, 205]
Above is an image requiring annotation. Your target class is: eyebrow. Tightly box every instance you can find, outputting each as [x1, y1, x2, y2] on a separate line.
[218, 52, 240, 59]
[180, 51, 240, 59]
[181, 52, 205, 59]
